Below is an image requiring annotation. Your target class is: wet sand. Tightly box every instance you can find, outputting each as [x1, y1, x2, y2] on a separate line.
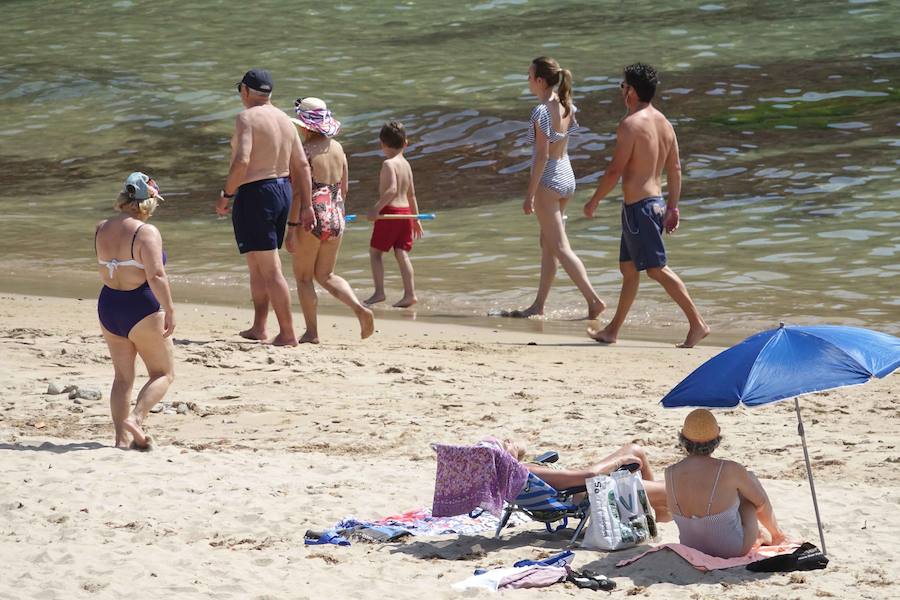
[1, 293, 897, 599]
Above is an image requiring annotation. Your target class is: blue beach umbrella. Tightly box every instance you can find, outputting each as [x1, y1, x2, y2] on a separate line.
[661, 324, 900, 556]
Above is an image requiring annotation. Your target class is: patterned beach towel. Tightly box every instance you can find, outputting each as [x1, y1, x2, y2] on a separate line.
[323, 507, 527, 543]
[431, 442, 530, 518]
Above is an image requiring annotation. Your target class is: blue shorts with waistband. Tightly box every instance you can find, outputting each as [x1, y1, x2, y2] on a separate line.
[232, 177, 291, 254]
[619, 196, 667, 271]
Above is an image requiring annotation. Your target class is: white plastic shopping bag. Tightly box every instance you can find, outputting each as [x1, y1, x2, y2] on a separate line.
[581, 469, 658, 550]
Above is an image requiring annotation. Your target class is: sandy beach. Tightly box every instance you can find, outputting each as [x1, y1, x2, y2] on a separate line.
[1, 292, 897, 599]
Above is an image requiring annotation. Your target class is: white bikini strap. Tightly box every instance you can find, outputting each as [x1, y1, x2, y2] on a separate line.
[705, 461, 726, 515]
[102, 259, 118, 279]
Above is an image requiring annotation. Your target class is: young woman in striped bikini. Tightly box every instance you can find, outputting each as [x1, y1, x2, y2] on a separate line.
[516, 56, 605, 319]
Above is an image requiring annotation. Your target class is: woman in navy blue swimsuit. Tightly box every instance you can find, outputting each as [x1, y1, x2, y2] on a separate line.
[95, 172, 175, 449]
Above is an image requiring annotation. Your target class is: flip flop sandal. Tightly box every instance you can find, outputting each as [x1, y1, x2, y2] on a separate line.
[567, 569, 616, 591]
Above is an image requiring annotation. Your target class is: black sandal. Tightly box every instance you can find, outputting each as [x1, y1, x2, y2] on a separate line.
[566, 569, 616, 591]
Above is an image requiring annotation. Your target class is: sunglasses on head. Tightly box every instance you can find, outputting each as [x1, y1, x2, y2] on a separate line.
[236, 82, 242, 93]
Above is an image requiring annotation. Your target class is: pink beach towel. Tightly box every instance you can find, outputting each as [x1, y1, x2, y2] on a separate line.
[616, 542, 801, 572]
[431, 442, 529, 518]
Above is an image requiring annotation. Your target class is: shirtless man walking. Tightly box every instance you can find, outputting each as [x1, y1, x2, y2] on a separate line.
[216, 69, 313, 346]
[583, 63, 708, 348]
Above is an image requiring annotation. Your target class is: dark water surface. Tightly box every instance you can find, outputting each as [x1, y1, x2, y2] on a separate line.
[1, 0, 897, 338]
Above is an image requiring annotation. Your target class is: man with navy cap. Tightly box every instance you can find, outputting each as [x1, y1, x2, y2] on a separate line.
[216, 68, 313, 346]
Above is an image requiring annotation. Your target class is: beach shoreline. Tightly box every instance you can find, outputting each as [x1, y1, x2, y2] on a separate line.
[1, 292, 897, 599]
[0, 270, 754, 349]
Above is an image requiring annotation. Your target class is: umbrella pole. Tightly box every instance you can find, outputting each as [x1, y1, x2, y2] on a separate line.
[795, 398, 827, 556]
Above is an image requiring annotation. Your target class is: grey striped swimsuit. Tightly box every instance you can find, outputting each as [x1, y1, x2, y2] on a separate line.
[668, 461, 746, 558]
[527, 103, 578, 198]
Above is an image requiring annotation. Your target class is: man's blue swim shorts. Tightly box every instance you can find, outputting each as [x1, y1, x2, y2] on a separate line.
[232, 177, 291, 254]
[618, 196, 667, 271]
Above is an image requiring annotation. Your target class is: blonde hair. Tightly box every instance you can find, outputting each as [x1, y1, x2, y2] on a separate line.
[532, 56, 573, 117]
[114, 192, 158, 220]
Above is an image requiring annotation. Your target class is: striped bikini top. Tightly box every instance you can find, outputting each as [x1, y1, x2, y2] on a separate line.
[526, 102, 579, 145]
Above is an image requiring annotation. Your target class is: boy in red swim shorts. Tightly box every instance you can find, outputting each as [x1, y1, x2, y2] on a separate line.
[364, 121, 423, 308]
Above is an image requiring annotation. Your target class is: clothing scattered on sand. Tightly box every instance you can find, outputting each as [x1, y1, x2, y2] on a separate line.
[454, 550, 612, 591]
[501, 566, 569, 590]
[370, 507, 525, 536]
[304, 529, 351, 546]
[335, 520, 412, 543]
[431, 439, 530, 517]
[453, 566, 562, 592]
[454, 557, 572, 592]
[616, 541, 801, 572]
[306, 507, 528, 546]
[513, 550, 574, 568]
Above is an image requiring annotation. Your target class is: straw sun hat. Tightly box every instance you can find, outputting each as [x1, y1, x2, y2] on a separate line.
[681, 409, 721, 443]
[291, 97, 341, 137]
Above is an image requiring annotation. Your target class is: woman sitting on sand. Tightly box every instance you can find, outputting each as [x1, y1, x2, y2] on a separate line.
[94, 172, 174, 449]
[665, 409, 786, 557]
[510, 56, 605, 320]
[286, 97, 374, 344]
[496, 437, 670, 520]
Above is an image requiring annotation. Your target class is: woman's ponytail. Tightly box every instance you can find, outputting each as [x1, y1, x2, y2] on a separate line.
[532, 57, 573, 116]
[558, 68, 573, 117]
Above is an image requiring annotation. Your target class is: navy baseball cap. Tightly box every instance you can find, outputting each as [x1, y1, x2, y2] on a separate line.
[239, 69, 273, 93]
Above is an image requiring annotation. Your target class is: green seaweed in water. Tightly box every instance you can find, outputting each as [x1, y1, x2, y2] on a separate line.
[709, 87, 899, 129]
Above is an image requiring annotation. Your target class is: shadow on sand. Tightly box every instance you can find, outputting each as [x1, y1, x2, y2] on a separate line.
[580, 547, 777, 587]
[0, 441, 106, 453]
[389, 528, 575, 561]
[389, 528, 778, 589]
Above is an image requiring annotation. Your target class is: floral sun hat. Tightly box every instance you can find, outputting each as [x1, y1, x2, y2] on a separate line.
[291, 96, 341, 137]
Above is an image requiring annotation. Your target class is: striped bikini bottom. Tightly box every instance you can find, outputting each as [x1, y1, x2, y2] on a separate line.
[539, 156, 576, 198]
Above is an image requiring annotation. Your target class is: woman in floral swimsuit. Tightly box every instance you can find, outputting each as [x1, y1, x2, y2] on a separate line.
[289, 97, 374, 343]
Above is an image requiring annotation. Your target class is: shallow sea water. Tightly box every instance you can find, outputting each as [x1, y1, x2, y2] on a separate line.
[1, 0, 897, 338]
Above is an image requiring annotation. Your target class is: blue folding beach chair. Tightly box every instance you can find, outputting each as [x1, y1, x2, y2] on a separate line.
[492, 452, 591, 545]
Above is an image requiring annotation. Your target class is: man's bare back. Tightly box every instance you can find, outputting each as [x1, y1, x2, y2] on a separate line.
[619, 105, 678, 205]
[232, 104, 298, 185]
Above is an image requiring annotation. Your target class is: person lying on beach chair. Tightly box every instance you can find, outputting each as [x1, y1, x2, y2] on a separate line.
[431, 436, 669, 543]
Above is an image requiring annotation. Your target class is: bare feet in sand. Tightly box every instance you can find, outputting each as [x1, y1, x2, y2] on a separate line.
[115, 434, 130, 450]
[123, 415, 151, 450]
[587, 298, 606, 321]
[357, 306, 375, 339]
[676, 323, 710, 348]
[239, 328, 267, 341]
[587, 324, 617, 344]
[299, 332, 320, 344]
[393, 295, 417, 308]
[364, 293, 385, 305]
[270, 332, 299, 347]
